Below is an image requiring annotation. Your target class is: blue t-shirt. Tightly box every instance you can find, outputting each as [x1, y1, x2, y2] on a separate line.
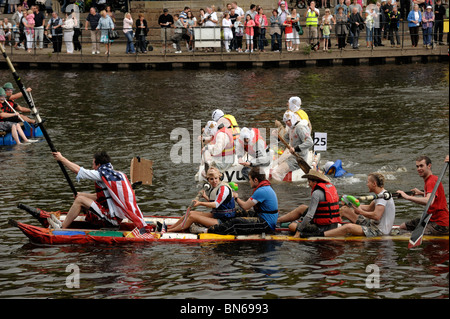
[250, 186, 278, 230]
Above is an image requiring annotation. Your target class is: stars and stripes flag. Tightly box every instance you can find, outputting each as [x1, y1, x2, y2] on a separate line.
[98, 163, 147, 230]
[130, 226, 156, 239]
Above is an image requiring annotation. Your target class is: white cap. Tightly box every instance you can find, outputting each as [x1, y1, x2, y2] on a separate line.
[288, 96, 302, 112]
[283, 110, 298, 126]
[204, 121, 218, 137]
[426, 5, 432, 8]
[211, 109, 224, 122]
[239, 127, 252, 141]
[323, 161, 335, 174]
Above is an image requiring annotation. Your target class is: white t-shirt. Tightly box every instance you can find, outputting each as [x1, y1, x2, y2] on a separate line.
[204, 12, 218, 27]
[374, 190, 396, 235]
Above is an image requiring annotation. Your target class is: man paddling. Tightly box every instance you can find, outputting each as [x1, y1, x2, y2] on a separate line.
[271, 110, 313, 182]
[50, 151, 149, 232]
[277, 169, 342, 238]
[397, 155, 449, 236]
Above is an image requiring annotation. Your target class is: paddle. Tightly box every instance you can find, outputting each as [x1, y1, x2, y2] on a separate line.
[408, 161, 449, 249]
[277, 132, 311, 174]
[0, 43, 77, 196]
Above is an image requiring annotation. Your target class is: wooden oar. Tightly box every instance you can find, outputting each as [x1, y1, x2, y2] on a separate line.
[409, 161, 449, 249]
[0, 43, 77, 196]
[277, 133, 311, 174]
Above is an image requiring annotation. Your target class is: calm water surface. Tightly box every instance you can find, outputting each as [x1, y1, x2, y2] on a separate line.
[0, 63, 448, 299]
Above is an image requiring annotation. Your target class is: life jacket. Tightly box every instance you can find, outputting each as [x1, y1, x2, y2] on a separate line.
[238, 128, 267, 156]
[295, 109, 309, 123]
[223, 114, 240, 141]
[312, 182, 341, 225]
[207, 182, 236, 218]
[306, 10, 318, 27]
[210, 126, 235, 157]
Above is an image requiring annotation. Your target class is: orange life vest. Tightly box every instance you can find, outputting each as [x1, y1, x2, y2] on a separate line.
[238, 128, 266, 155]
[210, 127, 235, 157]
[312, 182, 341, 225]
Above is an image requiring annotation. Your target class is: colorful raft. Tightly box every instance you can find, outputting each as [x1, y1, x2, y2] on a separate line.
[9, 204, 449, 245]
[0, 125, 43, 146]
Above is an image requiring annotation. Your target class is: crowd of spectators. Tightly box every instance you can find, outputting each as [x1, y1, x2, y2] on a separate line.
[0, 0, 448, 54]
[151, 0, 448, 53]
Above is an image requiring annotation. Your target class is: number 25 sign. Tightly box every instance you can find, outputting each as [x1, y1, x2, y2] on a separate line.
[314, 132, 327, 151]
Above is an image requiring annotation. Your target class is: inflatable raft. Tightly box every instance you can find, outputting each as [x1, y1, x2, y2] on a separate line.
[194, 150, 320, 183]
[10, 204, 449, 245]
[0, 124, 43, 146]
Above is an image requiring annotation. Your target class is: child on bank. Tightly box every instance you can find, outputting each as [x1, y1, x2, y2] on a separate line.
[234, 15, 244, 52]
[283, 15, 293, 51]
[244, 14, 255, 52]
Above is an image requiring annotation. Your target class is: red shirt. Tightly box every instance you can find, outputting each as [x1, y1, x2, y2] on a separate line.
[424, 174, 449, 226]
[284, 20, 293, 34]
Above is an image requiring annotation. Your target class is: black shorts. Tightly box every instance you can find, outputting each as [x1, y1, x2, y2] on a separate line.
[208, 216, 273, 236]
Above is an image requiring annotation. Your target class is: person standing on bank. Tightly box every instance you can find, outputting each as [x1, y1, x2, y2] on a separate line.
[136, 13, 148, 54]
[123, 12, 135, 54]
[158, 8, 173, 53]
[47, 11, 63, 53]
[397, 156, 449, 236]
[85, 7, 101, 54]
[407, 4, 422, 48]
[33, 5, 45, 50]
[434, 0, 446, 45]
[62, 12, 76, 54]
[96, 9, 114, 55]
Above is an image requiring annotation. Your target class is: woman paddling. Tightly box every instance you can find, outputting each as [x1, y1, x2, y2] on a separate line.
[168, 167, 236, 233]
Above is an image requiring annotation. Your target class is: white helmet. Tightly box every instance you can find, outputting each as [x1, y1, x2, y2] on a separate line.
[204, 121, 218, 137]
[323, 161, 335, 174]
[211, 109, 224, 122]
[288, 96, 302, 112]
[239, 127, 254, 143]
[283, 110, 298, 126]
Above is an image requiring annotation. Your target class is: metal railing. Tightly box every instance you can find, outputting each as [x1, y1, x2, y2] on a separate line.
[4, 21, 448, 57]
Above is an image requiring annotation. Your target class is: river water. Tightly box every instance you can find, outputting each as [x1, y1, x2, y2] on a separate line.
[0, 62, 448, 300]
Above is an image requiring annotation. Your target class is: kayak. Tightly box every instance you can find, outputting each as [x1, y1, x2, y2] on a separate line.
[194, 149, 320, 183]
[0, 124, 43, 146]
[10, 204, 449, 245]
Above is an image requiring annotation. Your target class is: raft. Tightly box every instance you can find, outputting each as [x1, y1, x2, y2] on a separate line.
[194, 150, 320, 183]
[0, 124, 43, 146]
[9, 204, 449, 245]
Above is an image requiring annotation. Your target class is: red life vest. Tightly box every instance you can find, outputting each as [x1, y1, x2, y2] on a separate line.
[239, 128, 267, 156]
[210, 127, 235, 157]
[311, 182, 341, 225]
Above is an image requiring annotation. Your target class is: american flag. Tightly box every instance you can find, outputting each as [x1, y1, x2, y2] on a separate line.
[98, 163, 147, 230]
[130, 227, 156, 239]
